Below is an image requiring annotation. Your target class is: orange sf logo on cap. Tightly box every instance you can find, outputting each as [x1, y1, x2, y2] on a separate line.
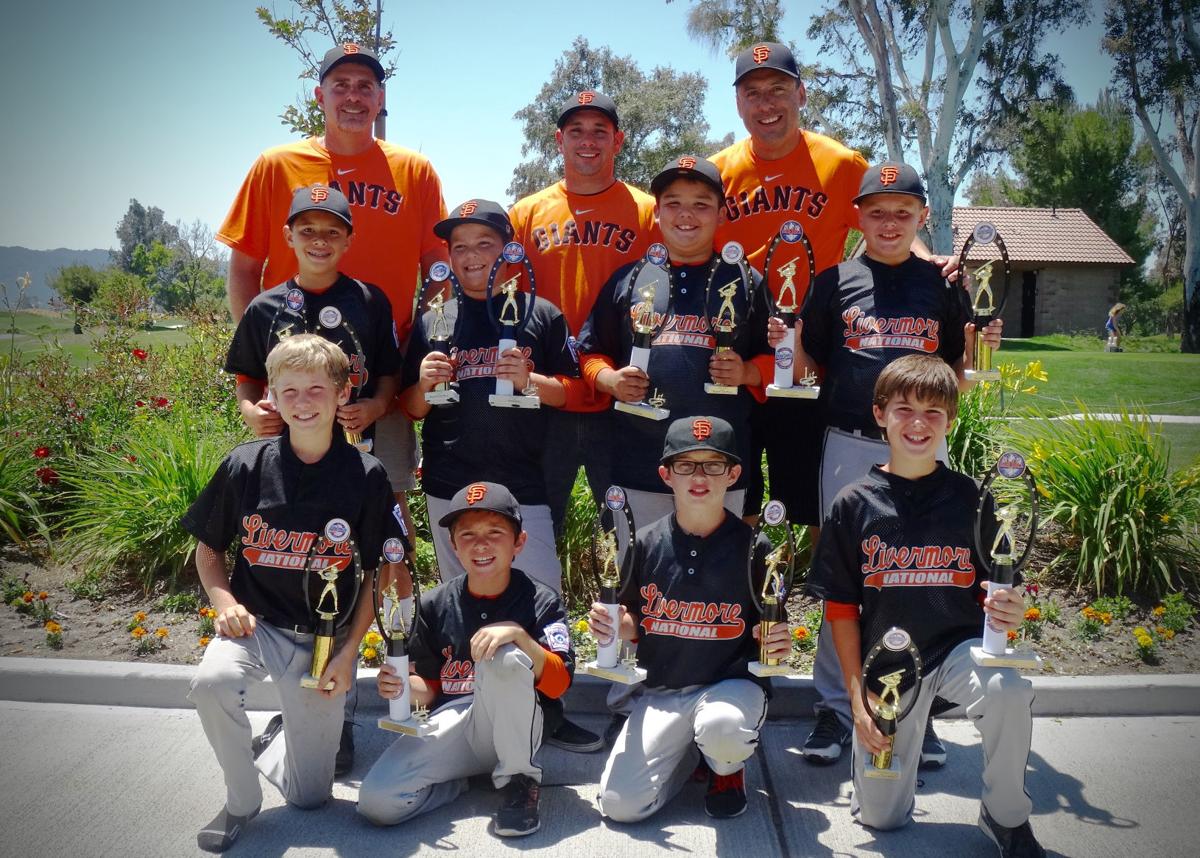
[678, 156, 697, 170]
[692, 418, 712, 441]
[460, 201, 477, 217]
[879, 166, 899, 186]
[752, 45, 771, 64]
[343, 43, 360, 54]
[465, 483, 487, 505]
[310, 186, 329, 203]
[578, 91, 595, 104]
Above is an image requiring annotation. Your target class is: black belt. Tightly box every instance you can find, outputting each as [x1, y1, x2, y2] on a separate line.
[259, 616, 316, 635]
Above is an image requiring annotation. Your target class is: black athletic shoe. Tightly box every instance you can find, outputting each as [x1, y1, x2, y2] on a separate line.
[704, 767, 747, 819]
[603, 713, 628, 748]
[250, 714, 283, 760]
[494, 774, 541, 837]
[197, 804, 260, 853]
[334, 722, 354, 776]
[801, 709, 851, 765]
[919, 718, 947, 769]
[545, 716, 603, 753]
[979, 806, 1046, 857]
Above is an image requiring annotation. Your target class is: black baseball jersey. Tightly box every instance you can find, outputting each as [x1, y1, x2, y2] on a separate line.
[619, 512, 772, 691]
[806, 464, 1001, 688]
[181, 430, 407, 629]
[801, 254, 967, 436]
[227, 274, 401, 441]
[408, 569, 575, 709]
[578, 256, 773, 492]
[403, 293, 577, 505]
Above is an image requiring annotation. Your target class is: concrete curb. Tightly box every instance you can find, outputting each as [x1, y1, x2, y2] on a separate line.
[3, 657, 1199, 717]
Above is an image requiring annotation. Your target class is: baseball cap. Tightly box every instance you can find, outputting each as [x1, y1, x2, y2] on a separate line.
[557, 90, 619, 129]
[319, 43, 385, 83]
[287, 184, 353, 230]
[733, 42, 800, 85]
[434, 199, 514, 242]
[661, 416, 740, 464]
[853, 161, 927, 204]
[437, 481, 523, 530]
[650, 155, 725, 199]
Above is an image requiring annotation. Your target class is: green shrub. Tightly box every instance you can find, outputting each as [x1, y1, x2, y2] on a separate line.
[158, 591, 200, 614]
[949, 360, 1046, 478]
[55, 406, 244, 591]
[558, 470, 602, 611]
[1027, 407, 1200, 595]
[0, 434, 51, 545]
[1154, 592, 1196, 634]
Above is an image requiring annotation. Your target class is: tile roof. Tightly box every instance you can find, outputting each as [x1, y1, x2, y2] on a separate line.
[951, 207, 1134, 266]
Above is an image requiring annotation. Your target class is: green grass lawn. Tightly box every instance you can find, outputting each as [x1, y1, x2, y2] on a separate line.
[2, 309, 195, 366]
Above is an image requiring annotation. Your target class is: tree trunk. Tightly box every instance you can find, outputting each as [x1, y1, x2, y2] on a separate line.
[925, 171, 955, 256]
[1184, 195, 1200, 354]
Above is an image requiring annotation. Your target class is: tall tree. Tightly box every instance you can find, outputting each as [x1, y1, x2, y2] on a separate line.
[112, 200, 179, 273]
[668, 0, 785, 56]
[1105, 0, 1200, 352]
[802, 0, 1087, 253]
[48, 264, 106, 307]
[170, 220, 228, 317]
[508, 37, 732, 201]
[256, 0, 395, 138]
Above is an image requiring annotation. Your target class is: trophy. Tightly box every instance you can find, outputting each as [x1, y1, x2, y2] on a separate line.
[300, 519, 364, 689]
[747, 499, 798, 677]
[704, 242, 753, 395]
[419, 261, 461, 406]
[373, 538, 432, 736]
[860, 627, 924, 780]
[956, 222, 1011, 383]
[614, 243, 671, 421]
[971, 451, 1043, 669]
[579, 486, 646, 684]
[764, 221, 819, 399]
[485, 242, 540, 409]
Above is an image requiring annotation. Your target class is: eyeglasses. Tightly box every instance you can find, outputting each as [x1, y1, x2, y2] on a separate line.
[668, 460, 733, 476]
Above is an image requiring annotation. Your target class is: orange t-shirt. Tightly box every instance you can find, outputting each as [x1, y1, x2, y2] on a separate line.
[508, 180, 659, 338]
[710, 132, 868, 305]
[217, 137, 447, 343]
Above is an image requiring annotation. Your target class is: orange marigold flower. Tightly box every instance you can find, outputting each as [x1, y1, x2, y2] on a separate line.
[362, 647, 378, 661]
[1006, 629, 1018, 642]
[131, 626, 147, 638]
[1024, 607, 1041, 622]
[22, 592, 34, 603]
[1152, 606, 1166, 617]
[198, 636, 211, 647]
[792, 627, 810, 641]
[1100, 612, 1113, 625]
[44, 621, 62, 634]
[154, 627, 169, 638]
[1165, 629, 1176, 640]
[133, 611, 147, 623]
[38, 591, 49, 601]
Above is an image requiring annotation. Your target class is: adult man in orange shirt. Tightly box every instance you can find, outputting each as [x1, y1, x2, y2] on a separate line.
[710, 42, 954, 769]
[217, 42, 447, 776]
[508, 91, 657, 754]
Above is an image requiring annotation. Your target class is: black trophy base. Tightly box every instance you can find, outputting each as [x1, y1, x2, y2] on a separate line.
[765, 383, 819, 399]
[614, 400, 669, 421]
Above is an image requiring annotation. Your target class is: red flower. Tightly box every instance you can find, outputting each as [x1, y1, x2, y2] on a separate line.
[152, 397, 169, 408]
[35, 466, 59, 485]
[126, 455, 137, 463]
[33, 446, 50, 459]
[132, 348, 148, 361]
[74, 413, 85, 423]
[135, 400, 146, 408]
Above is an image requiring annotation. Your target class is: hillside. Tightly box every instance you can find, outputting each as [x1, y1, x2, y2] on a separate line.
[0, 246, 112, 307]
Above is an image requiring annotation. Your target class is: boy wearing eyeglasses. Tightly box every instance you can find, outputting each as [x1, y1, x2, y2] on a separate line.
[588, 415, 792, 822]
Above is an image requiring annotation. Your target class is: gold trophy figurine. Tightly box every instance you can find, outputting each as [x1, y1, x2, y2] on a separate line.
[967, 261, 1001, 382]
[860, 626, 924, 779]
[704, 281, 741, 395]
[300, 538, 363, 690]
[775, 258, 800, 313]
[580, 491, 647, 684]
[748, 500, 797, 676]
[424, 291, 459, 406]
[615, 281, 670, 421]
[866, 670, 905, 778]
[497, 274, 522, 327]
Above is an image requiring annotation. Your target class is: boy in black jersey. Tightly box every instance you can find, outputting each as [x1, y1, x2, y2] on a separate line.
[227, 184, 400, 448]
[184, 335, 407, 852]
[579, 157, 775, 539]
[358, 481, 575, 838]
[588, 416, 792, 822]
[807, 355, 1042, 857]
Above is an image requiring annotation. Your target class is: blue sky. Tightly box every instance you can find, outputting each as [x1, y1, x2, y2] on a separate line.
[1, 0, 1115, 251]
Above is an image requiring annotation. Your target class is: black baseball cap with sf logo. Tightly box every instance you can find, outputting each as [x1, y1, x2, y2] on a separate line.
[854, 161, 927, 204]
[438, 481, 524, 530]
[733, 42, 800, 85]
[287, 184, 354, 230]
[661, 416, 740, 464]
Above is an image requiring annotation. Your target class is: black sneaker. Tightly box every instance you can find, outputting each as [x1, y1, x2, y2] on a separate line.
[335, 722, 354, 776]
[494, 774, 541, 837]
[603, 713, 627, 748]
[979, 806, 1046, 857]
[800, 709, 851, 765]
[704, 767, 747, 819]
[545, 716, 603, 753]
[919, 718, 947, 769]
[197, 804, 260, 853]
[250, 714, 283, 760]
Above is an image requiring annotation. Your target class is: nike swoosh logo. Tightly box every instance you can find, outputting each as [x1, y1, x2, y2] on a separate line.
[575, 209, 594, 215]
[764, 173, 783, 182]
[337, 168, 355, 176]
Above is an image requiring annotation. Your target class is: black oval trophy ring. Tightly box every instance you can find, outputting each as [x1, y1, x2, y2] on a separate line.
[372, 537, 432, 736]
[956, 222, 1011, 383]
[765, 221, 819, 399]
[971, 450, 1043, 670]
[861, 626, 923, 779]
[704, 241, 752, 395]
[579, 486, 646, 684]
[614, 243, 671, 421]
[300, 519, 363, 690]
[420, 260, 462, 407]
[485, 241, 540, 409]
[747, 499, 798, 676]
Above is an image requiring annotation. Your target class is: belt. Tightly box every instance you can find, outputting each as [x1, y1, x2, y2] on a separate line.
[260, 617, 316, 635]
